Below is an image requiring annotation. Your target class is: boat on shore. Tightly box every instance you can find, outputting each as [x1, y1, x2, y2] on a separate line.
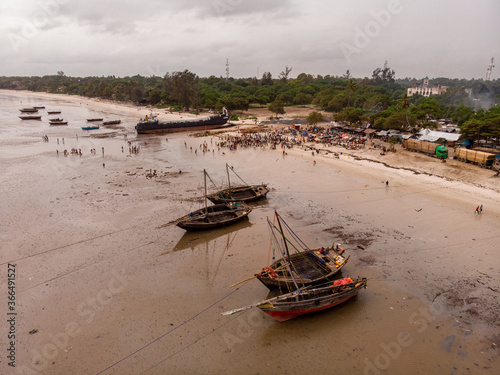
[255, 212, 349, 291]
[223, 277, 367, 322]
[19, 108, 38, 113]
[19, 115, 42, 120]
[103, 120, 121, 125]
[81, 125, 99, 130]
[87, 118, 103, 122]
[33, 106, 45, 109]
[206, 163, 269, 204]
[49, 120, 68, 126]
[47, 110, 61, 114]
[173, 170, 251, 230]
[135, 110, 229, 134]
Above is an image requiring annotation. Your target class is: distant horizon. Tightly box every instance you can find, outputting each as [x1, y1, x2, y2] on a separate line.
[1, 73, 497, 82]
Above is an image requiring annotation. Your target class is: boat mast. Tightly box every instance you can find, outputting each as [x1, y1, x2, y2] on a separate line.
[275, 212, 300, 290]
[204, 170, 208, 216]
[226, 163, 231, 189]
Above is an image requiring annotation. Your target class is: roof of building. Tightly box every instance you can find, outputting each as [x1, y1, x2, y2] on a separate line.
[418, 129, 461, 142]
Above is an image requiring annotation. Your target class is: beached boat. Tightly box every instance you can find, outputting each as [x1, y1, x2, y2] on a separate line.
[49, 118, 63, 122]
[47, 111, 61, 114]
[135, 110, 229, 134]
[49, 120, 68, 126]
[206, 163, 269, 204]
[19, 115, 42, 120]
[19, 108, 38, 113]
[87, 118, 103, 122]
[173, 170, 251, 230]
[103, 120, 121, 125]
[254, 212, 349, 291]
[33, 106, 45, 109]
[223, 277, 367, 322]
[81, 125, 100, 130]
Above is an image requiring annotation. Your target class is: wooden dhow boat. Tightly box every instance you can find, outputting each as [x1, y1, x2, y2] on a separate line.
[174, 170, 252, 230]
[49, 119, 68, 125]
[206, 163, 269, 204]
[87, 118, 103, 122]
[19, 115, 42, 120]
[223, 277, 367, 322]
[103, 120, 121, 125]
[255, 212, 349, 291]
[19, 108, 38, 113]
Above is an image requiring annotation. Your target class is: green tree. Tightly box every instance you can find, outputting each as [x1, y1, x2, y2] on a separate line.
[334, 107, 364, 125]
[268, 100, 285, 118]
[307, 111, 324, 125]
[163, 70, 200, 110]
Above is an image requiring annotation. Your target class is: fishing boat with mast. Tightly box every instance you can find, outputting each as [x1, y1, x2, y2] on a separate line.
[206, 163, 269, 204]
[222, 211, 365, 322]
[223, 277, 367, 322]
[234, 211, 349, 291]
[173, 170, 252, 230]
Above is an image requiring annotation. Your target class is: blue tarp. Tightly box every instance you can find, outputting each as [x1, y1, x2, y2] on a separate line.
[460, 140, 472, 146]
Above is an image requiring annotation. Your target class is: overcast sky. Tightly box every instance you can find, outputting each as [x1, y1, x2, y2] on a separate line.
[1, 0, 499, 80]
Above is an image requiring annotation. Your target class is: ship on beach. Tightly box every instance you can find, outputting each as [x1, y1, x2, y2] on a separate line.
[135, 109, 229, 134]
[19, 108, 38, 113]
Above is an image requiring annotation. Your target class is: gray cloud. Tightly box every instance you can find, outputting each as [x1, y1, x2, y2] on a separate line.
[1, 0, 499, 79]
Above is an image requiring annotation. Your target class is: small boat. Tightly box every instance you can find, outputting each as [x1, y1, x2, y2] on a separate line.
[49, 120, 68, 126]
[103, 120, 121, 125]
[173, 170, 252, 230]
[87, 118, 103, 122]
[19, 108, 38, 113]
[206, 163, 269, 204]
[49, 118, 63, 122]
[222, 278, 367, 322]
[254, 212, 349, 291]
[19, 115, 42, 120]
[47, 111, 61, 114]
[33, 106, 45, 109]
[81, 125, 100, 130]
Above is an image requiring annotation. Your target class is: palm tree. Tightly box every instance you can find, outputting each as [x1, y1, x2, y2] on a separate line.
[400, 93, 413, 131]
[346, 79, 358, 107]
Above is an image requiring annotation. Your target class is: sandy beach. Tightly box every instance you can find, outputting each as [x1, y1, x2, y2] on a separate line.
[1, 90, 499, 375]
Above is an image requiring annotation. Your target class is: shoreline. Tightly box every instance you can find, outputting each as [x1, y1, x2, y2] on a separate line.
[1, 89, 499, 374]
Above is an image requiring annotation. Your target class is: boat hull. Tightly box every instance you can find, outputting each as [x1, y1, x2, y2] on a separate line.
[257, 278, 367, 322]
[256, 248, 349, 291]
[135, 115, 229, 134]
[206, 185, 269, 204]
[175, 203, 251, 230]
[19, 116, 41, 120]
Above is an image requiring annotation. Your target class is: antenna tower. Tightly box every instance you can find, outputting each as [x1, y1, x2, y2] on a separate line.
[226, 58, 229, 80]
[486, 57, 495, 81]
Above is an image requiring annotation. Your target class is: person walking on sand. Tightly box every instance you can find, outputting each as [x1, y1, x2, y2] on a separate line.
[480, 204, 483, 214]
[475, 206, 480, 214]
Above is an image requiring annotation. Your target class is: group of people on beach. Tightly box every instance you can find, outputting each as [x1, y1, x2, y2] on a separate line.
[475, 204, 483, 214]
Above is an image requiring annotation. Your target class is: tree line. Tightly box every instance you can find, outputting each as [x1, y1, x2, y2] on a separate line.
[1, 64, 499, 144]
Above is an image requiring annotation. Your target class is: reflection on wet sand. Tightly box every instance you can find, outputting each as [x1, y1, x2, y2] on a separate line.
[171, 219, 253, 252]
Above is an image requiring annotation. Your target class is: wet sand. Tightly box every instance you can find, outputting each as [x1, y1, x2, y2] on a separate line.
[1, 91, 499, 375]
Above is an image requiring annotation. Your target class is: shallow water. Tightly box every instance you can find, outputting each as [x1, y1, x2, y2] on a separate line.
[1, 92, 498, 375]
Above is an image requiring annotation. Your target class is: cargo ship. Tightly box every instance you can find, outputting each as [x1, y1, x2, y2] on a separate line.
[135, 110, 229, 134]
